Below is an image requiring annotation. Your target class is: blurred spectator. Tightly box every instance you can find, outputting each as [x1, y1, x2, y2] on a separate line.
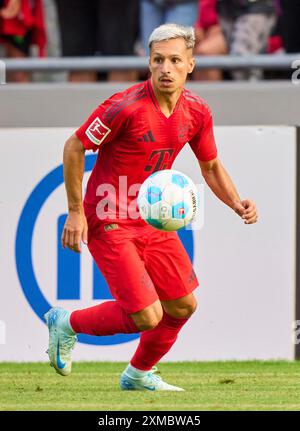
[55, 0, 139, 82]
[194, 0, 276, 81]
[0, 0, 46, 82]
[140, 0, 198, 55]
[280, 0, 300, 53]
[267, 0, 283, 55]
[32, 0, 64, 82]
[264, 2, 285, 80]
[194, 0, 227, 81]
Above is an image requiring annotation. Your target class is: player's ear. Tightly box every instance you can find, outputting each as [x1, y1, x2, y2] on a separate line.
[188, 56, 196, 74]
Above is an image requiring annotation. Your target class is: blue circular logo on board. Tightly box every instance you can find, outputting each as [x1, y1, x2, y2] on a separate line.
[15, 155, 194, 345]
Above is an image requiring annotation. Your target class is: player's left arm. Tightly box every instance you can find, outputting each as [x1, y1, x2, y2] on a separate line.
[189, 105, 257, 224]
[199, 157, 258, 224]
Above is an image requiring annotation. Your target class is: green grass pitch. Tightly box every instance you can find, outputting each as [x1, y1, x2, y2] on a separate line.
[1, 361, 300, 411]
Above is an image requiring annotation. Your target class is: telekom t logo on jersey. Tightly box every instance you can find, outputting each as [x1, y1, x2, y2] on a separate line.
[86, 117, 111, 145]
[145, 149, 174, 172]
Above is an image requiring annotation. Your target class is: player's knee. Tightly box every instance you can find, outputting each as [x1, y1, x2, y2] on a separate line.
[135, 313, 163, 331]
[132, 303, 163, 331]
[170, 301, 197, 319]
[137, 317, 160, 331]
[185, 301, 197, 318]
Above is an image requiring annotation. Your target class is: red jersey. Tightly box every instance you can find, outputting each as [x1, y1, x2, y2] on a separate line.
[75, 79, 217, 232]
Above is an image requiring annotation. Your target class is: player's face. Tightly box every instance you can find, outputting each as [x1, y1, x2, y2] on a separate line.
[149, 38, 195, 94]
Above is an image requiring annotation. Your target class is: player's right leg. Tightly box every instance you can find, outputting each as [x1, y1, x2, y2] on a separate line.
[69, 236, 160, 336]
[44, 307, 77, 376]
[45, 234, 158, 376]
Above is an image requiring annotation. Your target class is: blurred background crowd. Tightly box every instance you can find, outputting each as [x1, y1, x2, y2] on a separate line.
[0, 0, 299, 83]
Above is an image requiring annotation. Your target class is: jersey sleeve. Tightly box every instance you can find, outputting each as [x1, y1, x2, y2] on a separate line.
[75, 97, 125, 152]
[189, 108, 218, 162]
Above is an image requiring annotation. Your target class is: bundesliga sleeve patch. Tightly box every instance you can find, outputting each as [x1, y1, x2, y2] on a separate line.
[85, 117, 111, 146]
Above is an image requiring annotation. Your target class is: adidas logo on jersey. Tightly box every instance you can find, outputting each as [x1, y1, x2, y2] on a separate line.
[138, 130, 155, 143]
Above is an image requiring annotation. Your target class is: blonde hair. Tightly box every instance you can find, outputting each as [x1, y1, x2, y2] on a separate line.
[149, 23, 195, 50]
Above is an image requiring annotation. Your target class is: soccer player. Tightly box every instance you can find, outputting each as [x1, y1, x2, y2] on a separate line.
[44, 23, 258, 391]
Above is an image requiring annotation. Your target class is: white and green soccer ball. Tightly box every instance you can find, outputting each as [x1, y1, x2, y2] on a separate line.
[137, 169, 199, 231]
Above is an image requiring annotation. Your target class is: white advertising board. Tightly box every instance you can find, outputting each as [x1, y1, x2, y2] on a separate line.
[0, 126, 296, 361]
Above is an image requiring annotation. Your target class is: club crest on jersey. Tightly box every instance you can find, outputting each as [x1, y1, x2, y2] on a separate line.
[86, 117, 111, 145]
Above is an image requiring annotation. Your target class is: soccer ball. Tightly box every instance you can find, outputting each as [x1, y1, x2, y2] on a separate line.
[137, 169, 198, 231]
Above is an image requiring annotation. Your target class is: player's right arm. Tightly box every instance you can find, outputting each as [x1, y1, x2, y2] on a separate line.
[61, 133, 88, 253]
[62, 92, 128, 252]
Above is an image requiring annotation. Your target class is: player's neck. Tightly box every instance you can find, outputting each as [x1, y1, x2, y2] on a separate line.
[151, 82, 183, 118]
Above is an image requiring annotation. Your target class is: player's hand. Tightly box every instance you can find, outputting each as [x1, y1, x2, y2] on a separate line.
[233, 199, 258, 224]
[61, 210, 88, 253]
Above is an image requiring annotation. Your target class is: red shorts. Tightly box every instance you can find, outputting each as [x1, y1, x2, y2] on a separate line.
[88, 223, 199, 314]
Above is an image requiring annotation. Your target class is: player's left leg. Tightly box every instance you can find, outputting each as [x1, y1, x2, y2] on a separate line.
[120, 293, 196, 391]
[120, 231, 199, 391]
[129, 293, 197, 371]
